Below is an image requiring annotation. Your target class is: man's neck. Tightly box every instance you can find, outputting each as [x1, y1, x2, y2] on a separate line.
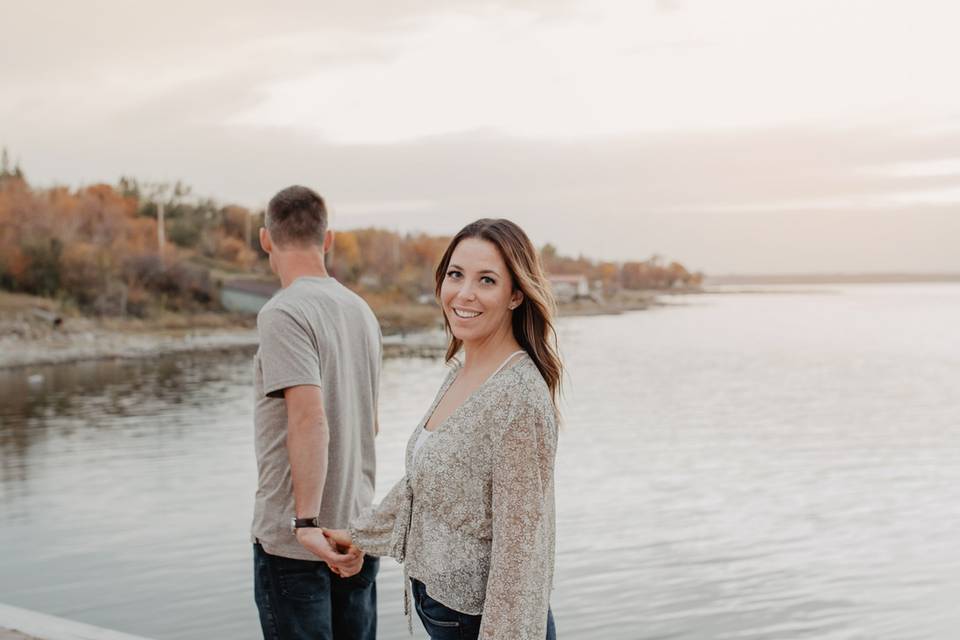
[275, 252, 329, 288]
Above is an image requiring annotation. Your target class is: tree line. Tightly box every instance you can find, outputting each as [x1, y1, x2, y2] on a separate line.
[0, 156, 702, 317]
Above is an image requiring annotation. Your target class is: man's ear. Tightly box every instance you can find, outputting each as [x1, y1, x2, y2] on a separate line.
[323, 229, 334, 254]
[259, 227, 272, 253]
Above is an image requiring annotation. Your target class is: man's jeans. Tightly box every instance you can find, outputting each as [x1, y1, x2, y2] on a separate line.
[411, 579, 556, 640]
[254, 543, 378, 640]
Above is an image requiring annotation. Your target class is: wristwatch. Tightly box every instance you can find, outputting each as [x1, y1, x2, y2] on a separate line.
[291, 516, 321, 534]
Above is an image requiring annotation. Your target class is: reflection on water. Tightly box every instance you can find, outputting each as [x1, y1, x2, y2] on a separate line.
[1, 284, 959, 639]
[1, 357, 203, 469]
[0, 354, 253, 508]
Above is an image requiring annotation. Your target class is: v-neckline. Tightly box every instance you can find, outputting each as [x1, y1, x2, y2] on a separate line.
[421, 351, 527, 435]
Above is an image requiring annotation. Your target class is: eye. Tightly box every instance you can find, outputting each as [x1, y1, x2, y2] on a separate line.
[480, 276, 496, 285]
[446, 269, 463, 279]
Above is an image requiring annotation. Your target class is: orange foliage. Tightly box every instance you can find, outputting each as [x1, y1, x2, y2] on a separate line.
[201, 230, 257, 268]
[0, 176, 197, 312]
[0, 165, 703, 314]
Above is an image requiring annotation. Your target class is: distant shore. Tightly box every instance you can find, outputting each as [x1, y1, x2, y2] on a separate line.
[0, 289, 668, 370]
[706, 272, 960, 286]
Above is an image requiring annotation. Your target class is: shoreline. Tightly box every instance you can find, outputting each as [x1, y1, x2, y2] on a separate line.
[0, 327, 458, 370]
[0, 290, 677, 370]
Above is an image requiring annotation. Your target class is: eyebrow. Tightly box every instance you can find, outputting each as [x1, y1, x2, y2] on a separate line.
[449, 263, 501, 278]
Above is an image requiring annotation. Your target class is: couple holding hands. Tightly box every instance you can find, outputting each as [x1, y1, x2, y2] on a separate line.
[251, 186, 561, 640]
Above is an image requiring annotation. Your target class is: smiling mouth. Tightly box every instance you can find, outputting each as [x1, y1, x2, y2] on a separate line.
[453, 308, 482, 319]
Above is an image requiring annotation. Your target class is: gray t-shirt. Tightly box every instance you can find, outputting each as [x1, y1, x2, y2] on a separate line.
[251, 275, 381, 560]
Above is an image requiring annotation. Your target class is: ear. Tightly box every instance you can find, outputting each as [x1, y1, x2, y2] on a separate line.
[259, 227, 272, 254]
[322, 229, 334, 254]
[509, 288, 524, 310]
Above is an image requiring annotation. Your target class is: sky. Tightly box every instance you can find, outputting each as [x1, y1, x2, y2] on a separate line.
[3, 0, 960, 274]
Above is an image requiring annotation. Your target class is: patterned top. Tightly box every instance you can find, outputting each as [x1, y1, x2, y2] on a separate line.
[349, 354, 558, 639]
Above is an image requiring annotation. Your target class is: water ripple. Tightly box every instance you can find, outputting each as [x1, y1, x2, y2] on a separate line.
[1, 285, 959, 639]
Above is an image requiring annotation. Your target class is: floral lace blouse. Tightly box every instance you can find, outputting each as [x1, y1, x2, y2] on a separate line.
[349, 354, 558, 639]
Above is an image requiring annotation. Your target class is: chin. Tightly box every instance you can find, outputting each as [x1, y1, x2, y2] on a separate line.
[447, 319, 488, 344]
[449, 326, 476, 342]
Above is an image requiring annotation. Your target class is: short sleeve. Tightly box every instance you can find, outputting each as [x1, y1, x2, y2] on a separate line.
[258, 307, 322, 398]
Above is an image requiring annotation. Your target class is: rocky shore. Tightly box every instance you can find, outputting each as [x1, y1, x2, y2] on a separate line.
[0, 323, 451, 369]
[0, 310, 451, 370]
[0, 323, 260, 369]
[0, 289, 673, 369]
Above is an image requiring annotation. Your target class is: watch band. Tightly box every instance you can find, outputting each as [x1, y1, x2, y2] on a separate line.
[291, 516, 321, 534]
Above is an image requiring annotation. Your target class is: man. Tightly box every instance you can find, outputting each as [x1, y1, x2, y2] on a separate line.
[251, 185, 381, 640]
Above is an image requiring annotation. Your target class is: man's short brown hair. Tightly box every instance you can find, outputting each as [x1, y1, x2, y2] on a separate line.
[266, 185, 328, 247]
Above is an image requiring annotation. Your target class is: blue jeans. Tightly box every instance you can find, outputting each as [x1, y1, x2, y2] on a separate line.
[254, 543, 378, 640]
[411, 579, 556, 640]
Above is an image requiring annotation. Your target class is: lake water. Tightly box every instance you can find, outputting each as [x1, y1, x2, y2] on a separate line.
[1, 284, 958, 639]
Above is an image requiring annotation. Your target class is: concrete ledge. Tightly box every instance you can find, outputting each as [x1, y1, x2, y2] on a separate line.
[0, 604, 151, 640]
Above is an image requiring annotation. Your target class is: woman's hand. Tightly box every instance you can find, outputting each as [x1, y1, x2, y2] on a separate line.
[323, 528, 358, 554]
[294, 527, 357, 572]
[323, 529, 364, 577]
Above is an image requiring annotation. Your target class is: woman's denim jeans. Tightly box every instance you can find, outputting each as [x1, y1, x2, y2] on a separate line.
[411, 578, 556, 640]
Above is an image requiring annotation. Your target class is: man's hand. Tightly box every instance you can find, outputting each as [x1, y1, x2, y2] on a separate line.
[295, 528, 362, 576]
[332, 550, 364, 578]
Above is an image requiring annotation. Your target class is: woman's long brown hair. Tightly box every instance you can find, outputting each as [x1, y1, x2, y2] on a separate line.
[434, 218, 563, 407]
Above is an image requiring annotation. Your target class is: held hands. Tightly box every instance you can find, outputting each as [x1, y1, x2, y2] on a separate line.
[294, 527, 364, 578]
[322, 529, 363, 577]
[323, 528, 355, 552]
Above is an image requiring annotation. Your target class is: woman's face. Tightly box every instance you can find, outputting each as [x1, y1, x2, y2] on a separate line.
[440, 237, 523, 346]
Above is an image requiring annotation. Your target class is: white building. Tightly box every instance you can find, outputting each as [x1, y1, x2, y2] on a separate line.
[548, 274, 590, 302]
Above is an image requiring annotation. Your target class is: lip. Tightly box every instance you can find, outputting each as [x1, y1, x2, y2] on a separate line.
[451, 307, 483, 319]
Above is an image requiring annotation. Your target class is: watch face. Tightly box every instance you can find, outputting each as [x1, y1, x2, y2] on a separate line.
[290, 517, 297, 534]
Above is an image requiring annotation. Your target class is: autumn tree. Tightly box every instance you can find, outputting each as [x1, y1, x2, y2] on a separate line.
[331, 231, 362, 282]
[1, 159, 705, 316]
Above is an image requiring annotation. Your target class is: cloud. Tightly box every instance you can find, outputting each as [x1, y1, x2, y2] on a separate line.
[4, 1, 960, 272]
[1, 0, 580, 83]
[7, 110, 960, 272]
[7, 0, 960, 146]
[655, 0, 683, 14]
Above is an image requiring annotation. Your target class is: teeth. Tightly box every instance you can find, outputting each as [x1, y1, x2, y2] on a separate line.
[454, 308, 481, 318]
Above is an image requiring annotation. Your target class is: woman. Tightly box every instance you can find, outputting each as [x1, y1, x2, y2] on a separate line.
[325, 218, 562, 639]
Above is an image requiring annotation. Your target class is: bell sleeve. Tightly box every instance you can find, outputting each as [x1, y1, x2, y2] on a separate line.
[349, 475, 413, 560]
[479, 395, 558, 639]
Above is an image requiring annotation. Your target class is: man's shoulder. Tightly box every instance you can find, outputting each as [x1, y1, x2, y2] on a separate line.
[258, 280, 379, 336]
[285, 278, 368, 310]
[327, 280, 381, 329]
[327, 278, 372, 307]
[257, 279, 328, 321]
[256, 292, 299, 327]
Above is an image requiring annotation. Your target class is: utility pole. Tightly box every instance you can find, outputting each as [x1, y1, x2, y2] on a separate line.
[146, 181, 172, 268]
[158, 200, 166, 266]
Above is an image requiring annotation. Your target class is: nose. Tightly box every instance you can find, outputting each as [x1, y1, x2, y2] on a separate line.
[456, 281, 477, 301]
